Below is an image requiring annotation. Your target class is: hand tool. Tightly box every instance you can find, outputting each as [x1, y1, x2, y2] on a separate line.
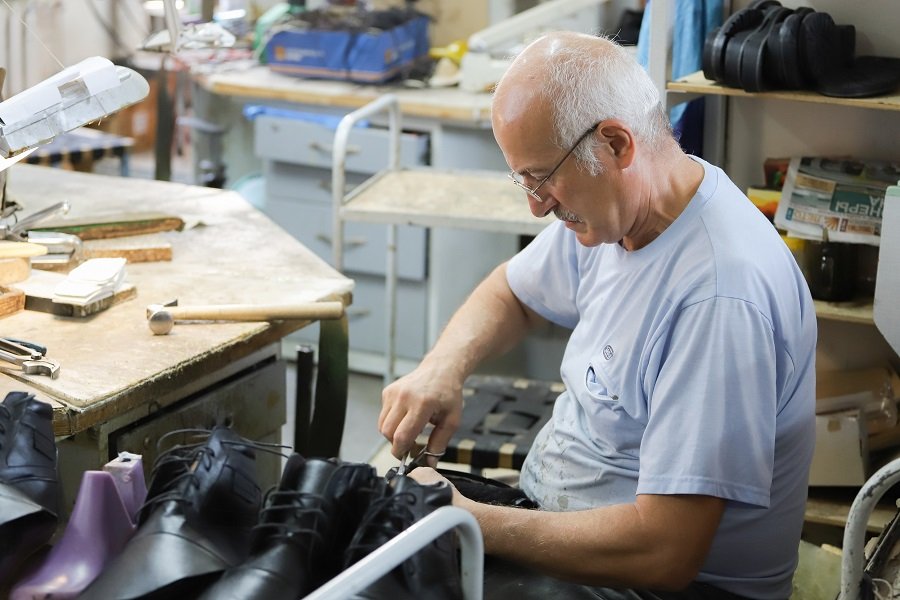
[396, 446, 445, 476]
[0, 338, 60, 379]
[146, 300, 345, 335]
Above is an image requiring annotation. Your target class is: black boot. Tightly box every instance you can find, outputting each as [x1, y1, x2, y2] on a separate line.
[80, 426, 262, 600]
[343, 474, 462, 600]
[0, 391, 60, 589]
[198, 454, 380, 600]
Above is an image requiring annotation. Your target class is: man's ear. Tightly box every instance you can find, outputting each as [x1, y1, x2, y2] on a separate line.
[597, 120, 635, 169]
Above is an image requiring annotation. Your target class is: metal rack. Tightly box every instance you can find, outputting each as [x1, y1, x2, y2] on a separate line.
[305, 506, 484, 600]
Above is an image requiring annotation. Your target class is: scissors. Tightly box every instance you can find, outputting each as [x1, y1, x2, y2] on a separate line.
[397, 446, 446, 476]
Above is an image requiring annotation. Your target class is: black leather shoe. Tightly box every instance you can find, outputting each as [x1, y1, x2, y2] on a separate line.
[0, 391, 60, 516]
[198, 454, 380, 600]
[344, 474, 462, 600]
[0, 391, 60, 589]
[80, 426, 262, 600]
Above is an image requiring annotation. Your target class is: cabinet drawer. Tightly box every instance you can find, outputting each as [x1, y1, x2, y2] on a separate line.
[254, 115, 428, 173]
[289, 274, 427, 360]
[264, 161, 369, 204]
[263, 193, 427, 281]
[348, 274, 427, 357]
[110, 359, 286, 488]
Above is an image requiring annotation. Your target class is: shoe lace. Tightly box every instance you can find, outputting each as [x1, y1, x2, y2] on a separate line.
[137, 428, 293, 522]
[253, 489, 330, 543]
[344, 490, 417, 562]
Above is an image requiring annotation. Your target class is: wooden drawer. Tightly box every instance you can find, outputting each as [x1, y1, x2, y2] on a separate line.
[264, 161, 369, 205]
[263, 192, 427, 281]
[254, 115, 428, 173]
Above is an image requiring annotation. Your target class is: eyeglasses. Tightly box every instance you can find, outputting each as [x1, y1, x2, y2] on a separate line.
[507, 123, 600, 202]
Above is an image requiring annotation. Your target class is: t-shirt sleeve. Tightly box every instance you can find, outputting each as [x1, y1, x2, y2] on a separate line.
[636, 296, 777, 508]
[506, 222, 580, 329]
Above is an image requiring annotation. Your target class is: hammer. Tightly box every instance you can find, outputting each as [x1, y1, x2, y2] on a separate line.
[146, 301, 345, 335]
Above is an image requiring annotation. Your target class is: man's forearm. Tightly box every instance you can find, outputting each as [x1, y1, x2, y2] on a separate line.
[464, 494, 724, 591]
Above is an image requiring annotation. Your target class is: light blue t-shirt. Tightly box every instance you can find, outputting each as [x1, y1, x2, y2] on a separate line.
[507, 157, 816, 600]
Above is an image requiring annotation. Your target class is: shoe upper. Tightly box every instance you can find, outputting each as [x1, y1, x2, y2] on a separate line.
[197, 455, 381, 600]
[344, 474, 462, 600]
[79, 426, 262, 600]
[0, 391, 60, 518]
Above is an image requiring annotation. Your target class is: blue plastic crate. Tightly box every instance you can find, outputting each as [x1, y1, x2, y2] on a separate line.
[265, 15, 429, 83]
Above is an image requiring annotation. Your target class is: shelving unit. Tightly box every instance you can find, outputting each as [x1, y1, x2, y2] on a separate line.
[667, 71, 900, 112]
[663, 71, 890, 328]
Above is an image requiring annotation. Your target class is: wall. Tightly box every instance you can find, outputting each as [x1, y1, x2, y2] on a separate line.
[0, 0, 149, 96]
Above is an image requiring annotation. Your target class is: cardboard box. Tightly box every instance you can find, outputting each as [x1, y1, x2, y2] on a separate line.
[809, 409, 868, 487]
[265, 14, 430, 83]
[809, 366, 900, 486]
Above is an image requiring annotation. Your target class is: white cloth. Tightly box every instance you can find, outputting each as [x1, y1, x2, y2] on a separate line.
[506, 157, 816, 599]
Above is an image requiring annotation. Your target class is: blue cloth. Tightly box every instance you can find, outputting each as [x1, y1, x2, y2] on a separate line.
[242, 105, 369, 129]
[508, 157, 816, 599]
[637, 1, 722, 140]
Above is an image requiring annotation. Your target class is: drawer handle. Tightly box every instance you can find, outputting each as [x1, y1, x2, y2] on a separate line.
[346, 308, 371, 320]
[315, 233, 367, 248]
[310, 141, 361, 155]
[318, 180, 356, 194]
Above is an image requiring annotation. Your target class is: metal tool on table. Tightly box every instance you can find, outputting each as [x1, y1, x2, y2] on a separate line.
[146, 299, 346, 335]
[0, 337, 60, 379]
[0, 201, 83, 265]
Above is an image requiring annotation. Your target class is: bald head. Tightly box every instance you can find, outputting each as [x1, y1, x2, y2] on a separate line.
[492, 32, 669, 163]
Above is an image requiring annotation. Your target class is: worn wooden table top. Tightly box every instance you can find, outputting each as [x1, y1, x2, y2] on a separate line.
[340, 168, 555, 236]
[2, 165, 353, 436]
[195, 65, 494, 125]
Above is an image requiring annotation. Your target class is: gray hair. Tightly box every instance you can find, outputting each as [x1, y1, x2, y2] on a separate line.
[541, 35, 672, 174]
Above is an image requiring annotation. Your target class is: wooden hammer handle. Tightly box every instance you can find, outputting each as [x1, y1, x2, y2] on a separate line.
[166, 301, 345, 321]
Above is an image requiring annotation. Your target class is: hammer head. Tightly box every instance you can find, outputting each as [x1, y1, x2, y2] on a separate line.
[148, 308, 174, 335]
[146, 300, 177, 335]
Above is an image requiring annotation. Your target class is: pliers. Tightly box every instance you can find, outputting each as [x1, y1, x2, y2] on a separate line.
[0, 338, 60, 379]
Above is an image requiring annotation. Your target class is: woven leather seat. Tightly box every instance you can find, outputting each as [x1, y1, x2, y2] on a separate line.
[418, 375, 563, 471]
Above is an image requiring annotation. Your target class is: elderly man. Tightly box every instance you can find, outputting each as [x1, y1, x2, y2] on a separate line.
[379, 31, 816, 600]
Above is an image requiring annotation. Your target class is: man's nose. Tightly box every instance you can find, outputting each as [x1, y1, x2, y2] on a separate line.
[528, 195, 556, 218]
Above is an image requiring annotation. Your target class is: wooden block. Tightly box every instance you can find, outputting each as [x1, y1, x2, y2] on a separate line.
[0, 286, 25, 318]
[0, 240, 48, 258]
[0, 257, 31, 285]
[33, 212, 185, 241]
[83, 234, 173, 263]
[12, 269, 137, 318]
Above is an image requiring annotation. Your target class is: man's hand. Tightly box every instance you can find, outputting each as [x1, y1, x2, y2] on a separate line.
[407, 467, 474, 509]
[378, 365, 464, 460]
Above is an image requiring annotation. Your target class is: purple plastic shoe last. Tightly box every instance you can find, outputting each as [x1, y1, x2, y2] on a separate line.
[9, 469, 137, 600]
[103, 452, 148, 524]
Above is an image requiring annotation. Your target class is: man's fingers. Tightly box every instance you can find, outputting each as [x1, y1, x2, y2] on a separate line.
[391, 411, 430, 458]
[424, 420, 457, 467]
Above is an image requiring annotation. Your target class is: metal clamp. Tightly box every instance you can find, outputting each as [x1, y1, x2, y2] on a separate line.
[0, 338, 61, 379]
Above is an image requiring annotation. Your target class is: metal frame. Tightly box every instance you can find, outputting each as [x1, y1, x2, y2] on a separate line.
[840, 458, 900, 600]
[305, 506, 484, 600]
[332, 94, 402, 385]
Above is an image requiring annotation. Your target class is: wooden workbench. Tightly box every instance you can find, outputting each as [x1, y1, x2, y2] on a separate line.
[195, 65, 494, 125]
[2, 165, 353, 500]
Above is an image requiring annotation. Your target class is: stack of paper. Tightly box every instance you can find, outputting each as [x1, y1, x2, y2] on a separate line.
[53, 258, 127, 306]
